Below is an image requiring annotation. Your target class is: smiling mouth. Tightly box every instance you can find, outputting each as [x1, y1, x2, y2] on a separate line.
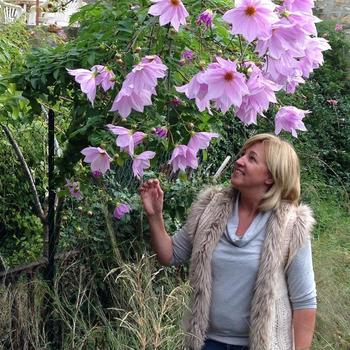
[234, 168, 244, 175]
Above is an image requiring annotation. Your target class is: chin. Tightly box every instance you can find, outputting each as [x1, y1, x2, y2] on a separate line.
[230, 178, 240, 190]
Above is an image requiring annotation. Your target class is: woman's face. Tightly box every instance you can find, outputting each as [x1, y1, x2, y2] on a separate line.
[231, 142, 273, 193]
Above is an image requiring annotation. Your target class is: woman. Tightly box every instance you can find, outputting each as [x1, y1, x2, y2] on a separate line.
[139, 133, 317, 350]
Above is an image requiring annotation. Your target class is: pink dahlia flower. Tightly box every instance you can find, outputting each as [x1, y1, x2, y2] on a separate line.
[298, 37, 331, 78]
[188, 132, 219, 153]
[236, 66, 280, 124]
[106, 124, 146, 156]
[283, 0, 314, 14]
[148, 0, 189, 32]
[275, 106, 309, 137]
[263, 51, 299, 86]
[132, 151, 156, 179]
[204, 57, 249, 113]
[110, 87, 153, 119]
[196, 9, 214, 28]
[65, 179, 83, 200]
[176, 71, 212, 113]
[67, 68, 97, 105]
[280, 10, 320, 36]
[256, 22, 306, 59]
[113, 203, 131, 220]
[123, 55, 167, 91]
[93, 65, 116, 92]
[223, 0, 278, 42]
[169, 145, 198, 173]
[81, 147, 112, 174]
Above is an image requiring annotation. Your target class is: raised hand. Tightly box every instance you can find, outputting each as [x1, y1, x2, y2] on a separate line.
[139, 179, 164, 217]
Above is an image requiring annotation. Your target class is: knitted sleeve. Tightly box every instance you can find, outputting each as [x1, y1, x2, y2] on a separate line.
[286, 239, 317, 310]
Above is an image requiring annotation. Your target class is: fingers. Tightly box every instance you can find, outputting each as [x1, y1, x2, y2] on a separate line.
[139, 179, 162, 194]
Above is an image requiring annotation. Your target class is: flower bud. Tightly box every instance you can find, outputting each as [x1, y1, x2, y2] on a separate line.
[199, 60, 206, 70]
[134, 46, 142, 53]
[178, 59, 186, 66]
[188, 123, 194, 130]
[87, 211, 93, 217]
[115, 53, 122, 59]
[116, 58, 124, 65]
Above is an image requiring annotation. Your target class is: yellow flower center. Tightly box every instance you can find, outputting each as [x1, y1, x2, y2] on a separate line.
[224, 72, 234, 81]
[245, 6, 256, 16]
[171, 0, 180, 6]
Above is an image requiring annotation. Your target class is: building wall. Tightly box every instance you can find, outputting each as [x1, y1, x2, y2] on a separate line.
[315, 0, 350, 24]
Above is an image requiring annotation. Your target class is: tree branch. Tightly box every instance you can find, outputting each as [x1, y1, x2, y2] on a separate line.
[1, 124, 46, 223]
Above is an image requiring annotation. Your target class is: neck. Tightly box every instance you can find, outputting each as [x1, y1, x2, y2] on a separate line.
[238, 189, 266, 215]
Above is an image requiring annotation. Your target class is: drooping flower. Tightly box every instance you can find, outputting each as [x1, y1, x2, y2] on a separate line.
[65, 179, 83, 200]
[223, 0, 278, 43]
[106, 124, 146, 156]
[148, 0, 189, 32]
[154, 127, 168, 138]
[110, 86, 153, 119]
[255, 21, 307, 59]
[275, 106, 309, 137]
[181, 49, 194, 62]
[168, 145, 198, 173]
[81, 147, 112, 174]
[188, 132, 219, 153]
[196, 9, 214, 28]
[67, 68, 97, 104]
[263, 51, 300, 88]
[298, 37, 331, 78]
[204, 57, 249, 113]
[113, 203, 131, 220]
[132, 151, 156, 179]
[236, 65, 280, 124]
[280, 10, 320, 36]
[93, 65, 116, 92]
[335, 23, 343, 31]
[111, 56, 167, 119]
[123, 55, 167, 91]
[176, 71, 212, 113]
[283, 0, 314, 13]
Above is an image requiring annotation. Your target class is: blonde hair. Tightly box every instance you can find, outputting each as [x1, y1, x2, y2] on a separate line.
[240, 133, 301, 211]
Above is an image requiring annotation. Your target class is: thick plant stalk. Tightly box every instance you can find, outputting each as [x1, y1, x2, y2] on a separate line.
[1, 124, 46, 223]
[101, 204, 123, 264]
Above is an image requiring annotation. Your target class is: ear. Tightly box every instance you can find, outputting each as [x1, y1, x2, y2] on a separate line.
[265, 174, 274, 186]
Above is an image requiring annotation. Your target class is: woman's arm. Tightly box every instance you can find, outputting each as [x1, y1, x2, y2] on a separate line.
[293, 308, 316, 350]
[139, 179, 173, 265]
[286, 240, 317, 349]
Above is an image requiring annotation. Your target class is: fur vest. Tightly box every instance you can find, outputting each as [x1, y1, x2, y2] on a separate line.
[182, 186, 316, 350]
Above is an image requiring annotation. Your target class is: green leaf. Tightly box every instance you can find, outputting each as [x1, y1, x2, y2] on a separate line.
[87, 51, 96, 66]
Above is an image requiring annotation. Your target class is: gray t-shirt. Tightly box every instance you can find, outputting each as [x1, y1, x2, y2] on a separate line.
[169, 197, 317, 346]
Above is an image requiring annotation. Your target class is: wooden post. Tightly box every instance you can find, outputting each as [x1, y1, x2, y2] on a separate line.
[35, 0, 39, 25]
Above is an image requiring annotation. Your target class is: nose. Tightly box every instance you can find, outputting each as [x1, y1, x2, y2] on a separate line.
[235, 155, 245, 167]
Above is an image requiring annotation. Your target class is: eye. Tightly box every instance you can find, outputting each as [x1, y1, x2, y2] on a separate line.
[249, 154, 256, 162]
